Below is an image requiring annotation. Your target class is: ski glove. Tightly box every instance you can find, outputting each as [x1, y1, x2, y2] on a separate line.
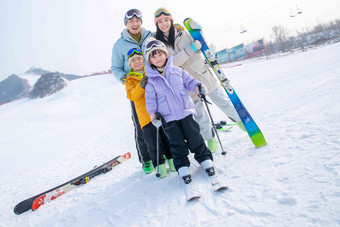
[121, 73, 129, 85]
[150, 113, 162, 128]
[185, 40, 202, 56]
[190, 40, 202, 52]
[190, 20, 202, 30]
[140, 76, 148, 89]
[196, 83, 208, 96]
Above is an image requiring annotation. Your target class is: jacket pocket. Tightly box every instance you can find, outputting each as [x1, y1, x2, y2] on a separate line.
[158, 95, 171, 115]
[180, 90, 194, 109]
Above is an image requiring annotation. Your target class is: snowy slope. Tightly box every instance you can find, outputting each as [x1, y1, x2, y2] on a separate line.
[1, 43, 340, 226]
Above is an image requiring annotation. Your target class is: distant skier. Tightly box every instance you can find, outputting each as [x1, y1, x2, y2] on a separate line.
[125, 48, 175, 178]
[152, 8, 245, 153]
[111, 9, 154, 174]
[144, 38, 221, 198]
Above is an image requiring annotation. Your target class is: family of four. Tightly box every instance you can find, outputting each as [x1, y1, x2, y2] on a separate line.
[111, 8, 242, 187]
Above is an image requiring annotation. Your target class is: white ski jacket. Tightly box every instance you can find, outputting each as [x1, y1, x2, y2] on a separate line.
[157, 24, 220, 102]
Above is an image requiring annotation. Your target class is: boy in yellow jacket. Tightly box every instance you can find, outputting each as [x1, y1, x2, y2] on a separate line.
[125, 48, 174, 178]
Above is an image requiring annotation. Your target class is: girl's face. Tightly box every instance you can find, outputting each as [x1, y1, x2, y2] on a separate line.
[149, 50, 167, 68]
[157, 18, 171, 33]
[130, 56, 144, 72]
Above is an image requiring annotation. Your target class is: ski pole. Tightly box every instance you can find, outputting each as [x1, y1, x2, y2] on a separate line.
[154, 112, 163, 177]
[198, 85, 227, 155]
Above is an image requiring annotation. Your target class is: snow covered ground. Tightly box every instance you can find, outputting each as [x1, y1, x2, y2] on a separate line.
[1, 43, 340, 226]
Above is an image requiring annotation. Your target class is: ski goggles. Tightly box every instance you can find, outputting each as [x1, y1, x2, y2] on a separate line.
[145, 40, 165, 52]
[125, 9, 142, 20]
[154, 8, 171, 18]
[127, 48, 143, 59]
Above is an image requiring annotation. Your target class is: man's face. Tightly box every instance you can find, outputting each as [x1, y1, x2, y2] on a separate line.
[126, 17, 142, 36]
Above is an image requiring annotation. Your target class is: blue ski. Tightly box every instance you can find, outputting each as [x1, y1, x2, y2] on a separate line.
[184, 18, 266, 147]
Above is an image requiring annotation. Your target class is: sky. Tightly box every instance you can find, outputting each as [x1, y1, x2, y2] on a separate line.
[0, 0, 339, 81]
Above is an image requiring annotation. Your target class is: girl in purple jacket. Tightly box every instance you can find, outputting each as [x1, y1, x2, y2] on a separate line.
[144, 38, 220, 192]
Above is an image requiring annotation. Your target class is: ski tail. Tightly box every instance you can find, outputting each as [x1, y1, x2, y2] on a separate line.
[13, 152, 131, 215]
[183, 18, 266, 148]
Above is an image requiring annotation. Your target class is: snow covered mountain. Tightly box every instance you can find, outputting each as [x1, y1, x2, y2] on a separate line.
[0, 43, 340, 226]
[0, 74, 31, 104]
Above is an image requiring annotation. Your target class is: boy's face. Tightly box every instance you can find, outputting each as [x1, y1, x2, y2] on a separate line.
[149, 50, 167, 68]
[126, 17, 142, 36]
[130, 56, 144, 72]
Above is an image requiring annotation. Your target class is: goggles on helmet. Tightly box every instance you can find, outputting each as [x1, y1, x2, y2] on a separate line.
[125, 9, 142, 19]
[145, 40, 165, 53]
[154, 8, 171, 18]
[127, 48, 143, 59]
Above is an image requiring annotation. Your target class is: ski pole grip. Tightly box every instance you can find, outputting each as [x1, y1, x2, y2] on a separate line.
[155, 112, 162, 120]
[197, 83, 206, 99]
[155, 112, 169, 128]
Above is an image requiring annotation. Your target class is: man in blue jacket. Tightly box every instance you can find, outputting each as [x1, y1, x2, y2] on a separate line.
[111, 9, 154, 174]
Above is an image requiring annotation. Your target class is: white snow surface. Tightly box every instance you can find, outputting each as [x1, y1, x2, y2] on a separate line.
[1, 43, 340, 226]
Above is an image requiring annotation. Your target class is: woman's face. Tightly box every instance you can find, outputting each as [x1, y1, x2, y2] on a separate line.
[157, 18, 171, 33]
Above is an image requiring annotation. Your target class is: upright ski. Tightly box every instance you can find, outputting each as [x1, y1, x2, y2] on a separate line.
[14, 152, 131, 215]
[184, 18, 267, 148]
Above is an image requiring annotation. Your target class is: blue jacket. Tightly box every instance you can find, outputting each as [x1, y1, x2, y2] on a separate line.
[111, 28, 153, 82]
[145, 56, 200, 123]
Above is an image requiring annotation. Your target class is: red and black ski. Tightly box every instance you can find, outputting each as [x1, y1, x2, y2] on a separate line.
[14, 152, 131, 215]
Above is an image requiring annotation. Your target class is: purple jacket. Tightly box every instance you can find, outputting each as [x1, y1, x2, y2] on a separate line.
[145, 56, 200, 123]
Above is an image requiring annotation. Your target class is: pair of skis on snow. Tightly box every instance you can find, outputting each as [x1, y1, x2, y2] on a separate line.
[184, 172, 228, 201]
[13, 152, 131, 215]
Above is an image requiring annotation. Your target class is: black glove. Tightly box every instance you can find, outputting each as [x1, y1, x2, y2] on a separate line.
[196, 83, 207, 96]
[140, 76, 148, 89]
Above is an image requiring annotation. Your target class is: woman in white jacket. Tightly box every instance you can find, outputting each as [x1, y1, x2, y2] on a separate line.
[153, 8, 243, 152]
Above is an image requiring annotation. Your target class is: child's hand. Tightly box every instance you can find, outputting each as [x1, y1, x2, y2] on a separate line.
[140, 76, 148, 89]
[150, 113, 162, 128]
[121, 73, 129, 85]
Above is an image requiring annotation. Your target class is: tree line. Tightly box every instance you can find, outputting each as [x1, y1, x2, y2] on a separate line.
[267, 18, 340, 54]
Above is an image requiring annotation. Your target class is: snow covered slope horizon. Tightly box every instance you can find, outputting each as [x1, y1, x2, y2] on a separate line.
[0, 43, 340, 226]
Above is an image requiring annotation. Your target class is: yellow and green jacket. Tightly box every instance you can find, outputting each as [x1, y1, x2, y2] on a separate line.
[125, 68, 150, 129]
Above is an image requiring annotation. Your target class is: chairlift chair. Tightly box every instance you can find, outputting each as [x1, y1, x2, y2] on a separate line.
[240, 25, 247, 33]
[296, 7, 302, 14]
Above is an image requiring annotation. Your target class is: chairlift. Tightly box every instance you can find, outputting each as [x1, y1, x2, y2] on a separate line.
[240, 25, 247, 33]
[296, 6, 302, 14]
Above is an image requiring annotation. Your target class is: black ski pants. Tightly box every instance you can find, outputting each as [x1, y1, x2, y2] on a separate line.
[130, 101, 150, 164]
[163, 114, 213, 171]
[142, 122, 172, 168]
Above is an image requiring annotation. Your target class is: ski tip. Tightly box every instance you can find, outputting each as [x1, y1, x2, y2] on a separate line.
[215, 186, 228, 192]
[122, 152, 131, 160]
[13, 202, 31, 215]
[13, 206, 21, 215]
[187, 195, 200, 201]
